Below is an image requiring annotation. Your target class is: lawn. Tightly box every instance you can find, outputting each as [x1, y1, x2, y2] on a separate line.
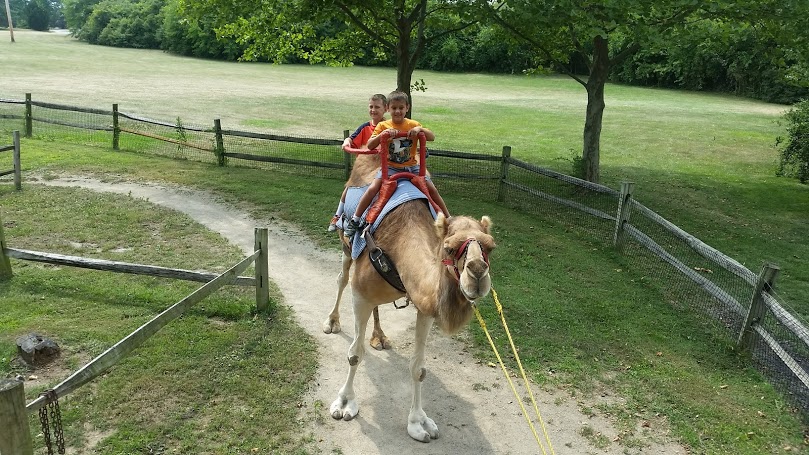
[1, 29, 808, 454]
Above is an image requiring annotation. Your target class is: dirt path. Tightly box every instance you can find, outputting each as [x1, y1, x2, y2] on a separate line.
[39, 177, 687, 455]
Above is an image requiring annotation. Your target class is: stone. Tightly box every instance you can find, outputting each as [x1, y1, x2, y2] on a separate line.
[16, 333, 60, 365]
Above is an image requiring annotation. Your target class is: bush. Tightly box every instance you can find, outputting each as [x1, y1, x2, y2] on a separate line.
[777, 100, 809, 183]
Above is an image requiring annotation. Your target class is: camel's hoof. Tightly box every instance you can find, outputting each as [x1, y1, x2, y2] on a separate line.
[330, 396, 358, 421]
[408, 415, 439, 442]
[370, 335, 392, 350]
[323, 318, 341, 334]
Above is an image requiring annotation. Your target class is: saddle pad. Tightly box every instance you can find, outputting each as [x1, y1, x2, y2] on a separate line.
[338, 180, 436, 259]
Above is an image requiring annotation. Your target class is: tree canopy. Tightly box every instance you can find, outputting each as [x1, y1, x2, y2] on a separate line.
[485, 0, 809, 182]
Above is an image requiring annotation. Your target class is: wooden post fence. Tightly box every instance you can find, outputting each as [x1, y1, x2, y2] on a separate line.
[214, 119, 225, 166]
[613, 182, 635, 249]
[255, 227, 270, 312]
[497, 146, 511, 203]
[0, 212, 11, 280]
[343, 129, 352, 180]
[737, 263, 780, 351]
[0, 130, 21, 191]
[112, 104, 120, 150]
[0, 379, 33, 455]
[24, 93, 32, 138]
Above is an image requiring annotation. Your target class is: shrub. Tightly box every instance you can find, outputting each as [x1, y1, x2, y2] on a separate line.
[777, 100, 809, 183]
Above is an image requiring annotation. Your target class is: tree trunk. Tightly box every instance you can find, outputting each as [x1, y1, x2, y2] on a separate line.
[394, 14, 414, 116]
[582, 35, 610, 183]
[4, 0, 14, 43]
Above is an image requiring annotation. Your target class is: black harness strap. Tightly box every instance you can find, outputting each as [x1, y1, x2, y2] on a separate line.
[363, 229, 408, 298]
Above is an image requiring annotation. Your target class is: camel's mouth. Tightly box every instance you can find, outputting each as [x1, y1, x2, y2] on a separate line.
[459, 270, 492, 301]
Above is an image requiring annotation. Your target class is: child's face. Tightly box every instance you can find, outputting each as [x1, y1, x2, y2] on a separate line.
[387, 99, 409, 124]
[369, 99, 386, 124]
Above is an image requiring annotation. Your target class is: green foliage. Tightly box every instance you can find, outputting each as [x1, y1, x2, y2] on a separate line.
[777, 100, 809, 183]
[23, 0, 52, 30]
[80, 0, 162, 48]
[610, 20, 809, 104]
[160, 0, 244, 60]
[420, 23, 535, 74]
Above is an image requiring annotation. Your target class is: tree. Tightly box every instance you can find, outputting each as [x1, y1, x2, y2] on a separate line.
[25, 0, 52, 31]
[486, 0, 806, 183]
[181, 0, 478, 113]
[4, 0, 15, 42]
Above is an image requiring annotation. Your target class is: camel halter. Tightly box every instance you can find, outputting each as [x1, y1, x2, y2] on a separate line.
[441, 238, 488, 281]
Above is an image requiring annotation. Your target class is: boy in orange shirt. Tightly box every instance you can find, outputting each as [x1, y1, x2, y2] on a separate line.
[328, 94, 388, 231]
[343, 91, 450, 237]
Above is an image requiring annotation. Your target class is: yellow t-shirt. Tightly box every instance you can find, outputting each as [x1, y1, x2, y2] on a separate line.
[372, 118, 422, 167]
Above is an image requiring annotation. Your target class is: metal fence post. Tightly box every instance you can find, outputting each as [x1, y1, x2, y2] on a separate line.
[214, 119, 226, 166]
[496, 146, 511, 203]
[613, 182, 635, 249]
[0, 379, 34, 455]
[343, 129, 351, 180]
[112, 104, 120, 150]
[737, 263, 780, 351]
[255, 227, 270, 313]
[24, 93, 32, 138]
[13, 130, 21, 190]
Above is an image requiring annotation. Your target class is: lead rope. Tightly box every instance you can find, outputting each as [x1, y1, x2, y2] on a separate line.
[472, 288, 556, 455]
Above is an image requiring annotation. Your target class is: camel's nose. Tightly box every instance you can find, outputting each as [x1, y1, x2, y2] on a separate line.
[465, 258, 489, 280]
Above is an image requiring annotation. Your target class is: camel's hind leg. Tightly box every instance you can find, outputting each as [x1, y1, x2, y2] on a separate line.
[369, 307, 391, 350]
[407, 310, 439, 442]
[330, 292, 375, 421]
[323, 250, 352, 334]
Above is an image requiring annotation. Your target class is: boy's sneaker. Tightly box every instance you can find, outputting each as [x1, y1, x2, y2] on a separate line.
[327, 215, 340, 232]
[343, 218, 366, 238]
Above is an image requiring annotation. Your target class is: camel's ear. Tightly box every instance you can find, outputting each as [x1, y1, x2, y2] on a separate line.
[434, 213, 449, 237]
[480, 216, 492, 234]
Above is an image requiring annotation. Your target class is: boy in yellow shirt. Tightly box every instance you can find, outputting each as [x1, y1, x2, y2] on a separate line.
[344, 91, 450, 237]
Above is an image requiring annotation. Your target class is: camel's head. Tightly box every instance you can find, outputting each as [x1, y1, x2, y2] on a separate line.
[435, 214, 496, 301]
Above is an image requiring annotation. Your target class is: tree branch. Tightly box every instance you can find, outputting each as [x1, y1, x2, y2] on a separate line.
[334, 1, 395, 50]
[488, 7, 587, 86]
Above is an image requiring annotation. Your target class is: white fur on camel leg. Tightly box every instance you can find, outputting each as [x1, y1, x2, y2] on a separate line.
[407, 311, 440, 442]
[330, 292, 374, 421]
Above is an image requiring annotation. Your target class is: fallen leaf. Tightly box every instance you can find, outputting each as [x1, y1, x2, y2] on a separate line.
[720, 384, 728, 389]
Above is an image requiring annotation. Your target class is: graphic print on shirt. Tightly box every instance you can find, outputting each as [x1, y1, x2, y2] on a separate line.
[388, 137, 413, 164]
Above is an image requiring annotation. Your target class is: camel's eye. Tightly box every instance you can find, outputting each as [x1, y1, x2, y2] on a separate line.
[444, 247, 455, 256]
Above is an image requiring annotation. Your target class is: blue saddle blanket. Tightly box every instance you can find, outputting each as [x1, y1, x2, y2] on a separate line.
[338, 180, 436, 259]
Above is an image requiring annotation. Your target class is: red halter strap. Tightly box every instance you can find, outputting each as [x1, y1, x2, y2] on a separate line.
[441, 238, 488, 281]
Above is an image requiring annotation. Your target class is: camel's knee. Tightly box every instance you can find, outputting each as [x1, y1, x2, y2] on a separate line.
[348, 355, 360, 366]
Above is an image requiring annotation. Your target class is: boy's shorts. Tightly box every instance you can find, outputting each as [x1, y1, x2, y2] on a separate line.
[375, 165, 422, 179]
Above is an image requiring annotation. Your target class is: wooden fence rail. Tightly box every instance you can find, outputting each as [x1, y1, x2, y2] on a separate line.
[0, 130, 21, 190]
[0, 224, 270, 453]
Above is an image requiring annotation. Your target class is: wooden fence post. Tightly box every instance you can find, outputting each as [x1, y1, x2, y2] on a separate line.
[112, 104, 120, 150]
[0, 211, 12, 280]
[0, 379, 34, 455]
[13, 130, 21, 190]
[255, 227, 270, 313]
[343, 129, 351, 180]
[214, 119, 225, 166]
[24, 93, 32, 138]
[496, 146, 511, 203]
[613, 182, 635, 249]
[737, 263, 780, 351]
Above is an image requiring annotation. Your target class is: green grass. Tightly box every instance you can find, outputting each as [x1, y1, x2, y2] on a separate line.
[0, 185, 318, 453]
[2, 30, 808, 454]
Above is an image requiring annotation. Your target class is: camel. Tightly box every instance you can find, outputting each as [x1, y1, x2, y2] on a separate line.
[324, 150, 496, 442]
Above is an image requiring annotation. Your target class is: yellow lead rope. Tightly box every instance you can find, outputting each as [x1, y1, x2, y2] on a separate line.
[472, 288, 556, 455]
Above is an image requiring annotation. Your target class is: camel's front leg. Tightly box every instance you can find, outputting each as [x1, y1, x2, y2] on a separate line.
[407, 311, 439, 442]
[330, 293, 375, 421]
[323, 251, 352, 334]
